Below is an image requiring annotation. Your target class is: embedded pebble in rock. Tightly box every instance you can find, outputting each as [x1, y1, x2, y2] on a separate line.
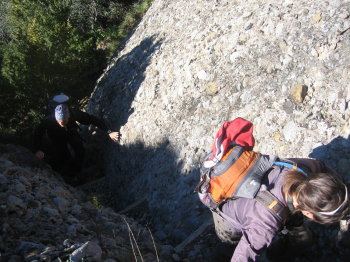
[86, 0, 350, 261]
[290, 84, 308, 103]
[7, 195, 26, 212]
[283, 121, 299, 142]
[70, 241, 102, 262]
[53, 196, 68, 211]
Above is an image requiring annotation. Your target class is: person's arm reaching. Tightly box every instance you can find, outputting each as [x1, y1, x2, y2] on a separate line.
[107, 130, 121, 143]
[72, 108, 120, 143]
[222, 199, 281, 262]
[231, 223, 278, 262]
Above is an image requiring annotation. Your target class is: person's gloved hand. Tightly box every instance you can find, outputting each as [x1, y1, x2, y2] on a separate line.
[108, 131, 121, 143]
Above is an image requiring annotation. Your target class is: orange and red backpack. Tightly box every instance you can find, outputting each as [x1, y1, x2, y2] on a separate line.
[195, 118, 307, 223]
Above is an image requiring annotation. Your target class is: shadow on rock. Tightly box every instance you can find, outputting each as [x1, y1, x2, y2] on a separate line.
[309, 135, 350, 183]
[82, 36, 163, 181]
[87, 35, 163, 129]
[103, 139, 206, 244]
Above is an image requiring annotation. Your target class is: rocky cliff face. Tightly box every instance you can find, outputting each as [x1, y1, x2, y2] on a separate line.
[0, 144, 167, 262]
[87, 0, 350, 260]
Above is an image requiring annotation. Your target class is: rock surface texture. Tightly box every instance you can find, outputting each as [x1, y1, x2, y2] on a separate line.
[0, 144, 167, 262]
[87, 0, 350, 261]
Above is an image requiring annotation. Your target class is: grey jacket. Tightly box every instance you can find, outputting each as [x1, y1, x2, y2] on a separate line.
[221, 158, 328, 261]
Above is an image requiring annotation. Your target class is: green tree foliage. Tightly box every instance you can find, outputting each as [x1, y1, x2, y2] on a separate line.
[1, 0, 106, 134]
[0, 0, 152, 141]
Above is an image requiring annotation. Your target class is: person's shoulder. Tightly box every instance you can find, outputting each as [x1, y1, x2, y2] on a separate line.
[287, 158, 328, 174]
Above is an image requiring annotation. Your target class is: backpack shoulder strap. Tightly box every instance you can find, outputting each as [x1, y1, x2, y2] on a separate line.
[255, 190, 289, 223]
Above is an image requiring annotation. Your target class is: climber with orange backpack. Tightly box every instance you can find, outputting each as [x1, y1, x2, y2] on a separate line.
[196, 118, 349, 261]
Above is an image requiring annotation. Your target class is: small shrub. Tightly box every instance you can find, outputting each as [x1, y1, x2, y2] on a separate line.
[91, 195, 101, 209]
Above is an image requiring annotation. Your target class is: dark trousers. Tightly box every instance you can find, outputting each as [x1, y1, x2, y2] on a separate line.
[44, 135, 85, 176]
[212, 209, 242, 245]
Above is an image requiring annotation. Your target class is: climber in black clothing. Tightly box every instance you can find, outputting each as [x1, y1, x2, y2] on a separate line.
[34, 102, 120, 179]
